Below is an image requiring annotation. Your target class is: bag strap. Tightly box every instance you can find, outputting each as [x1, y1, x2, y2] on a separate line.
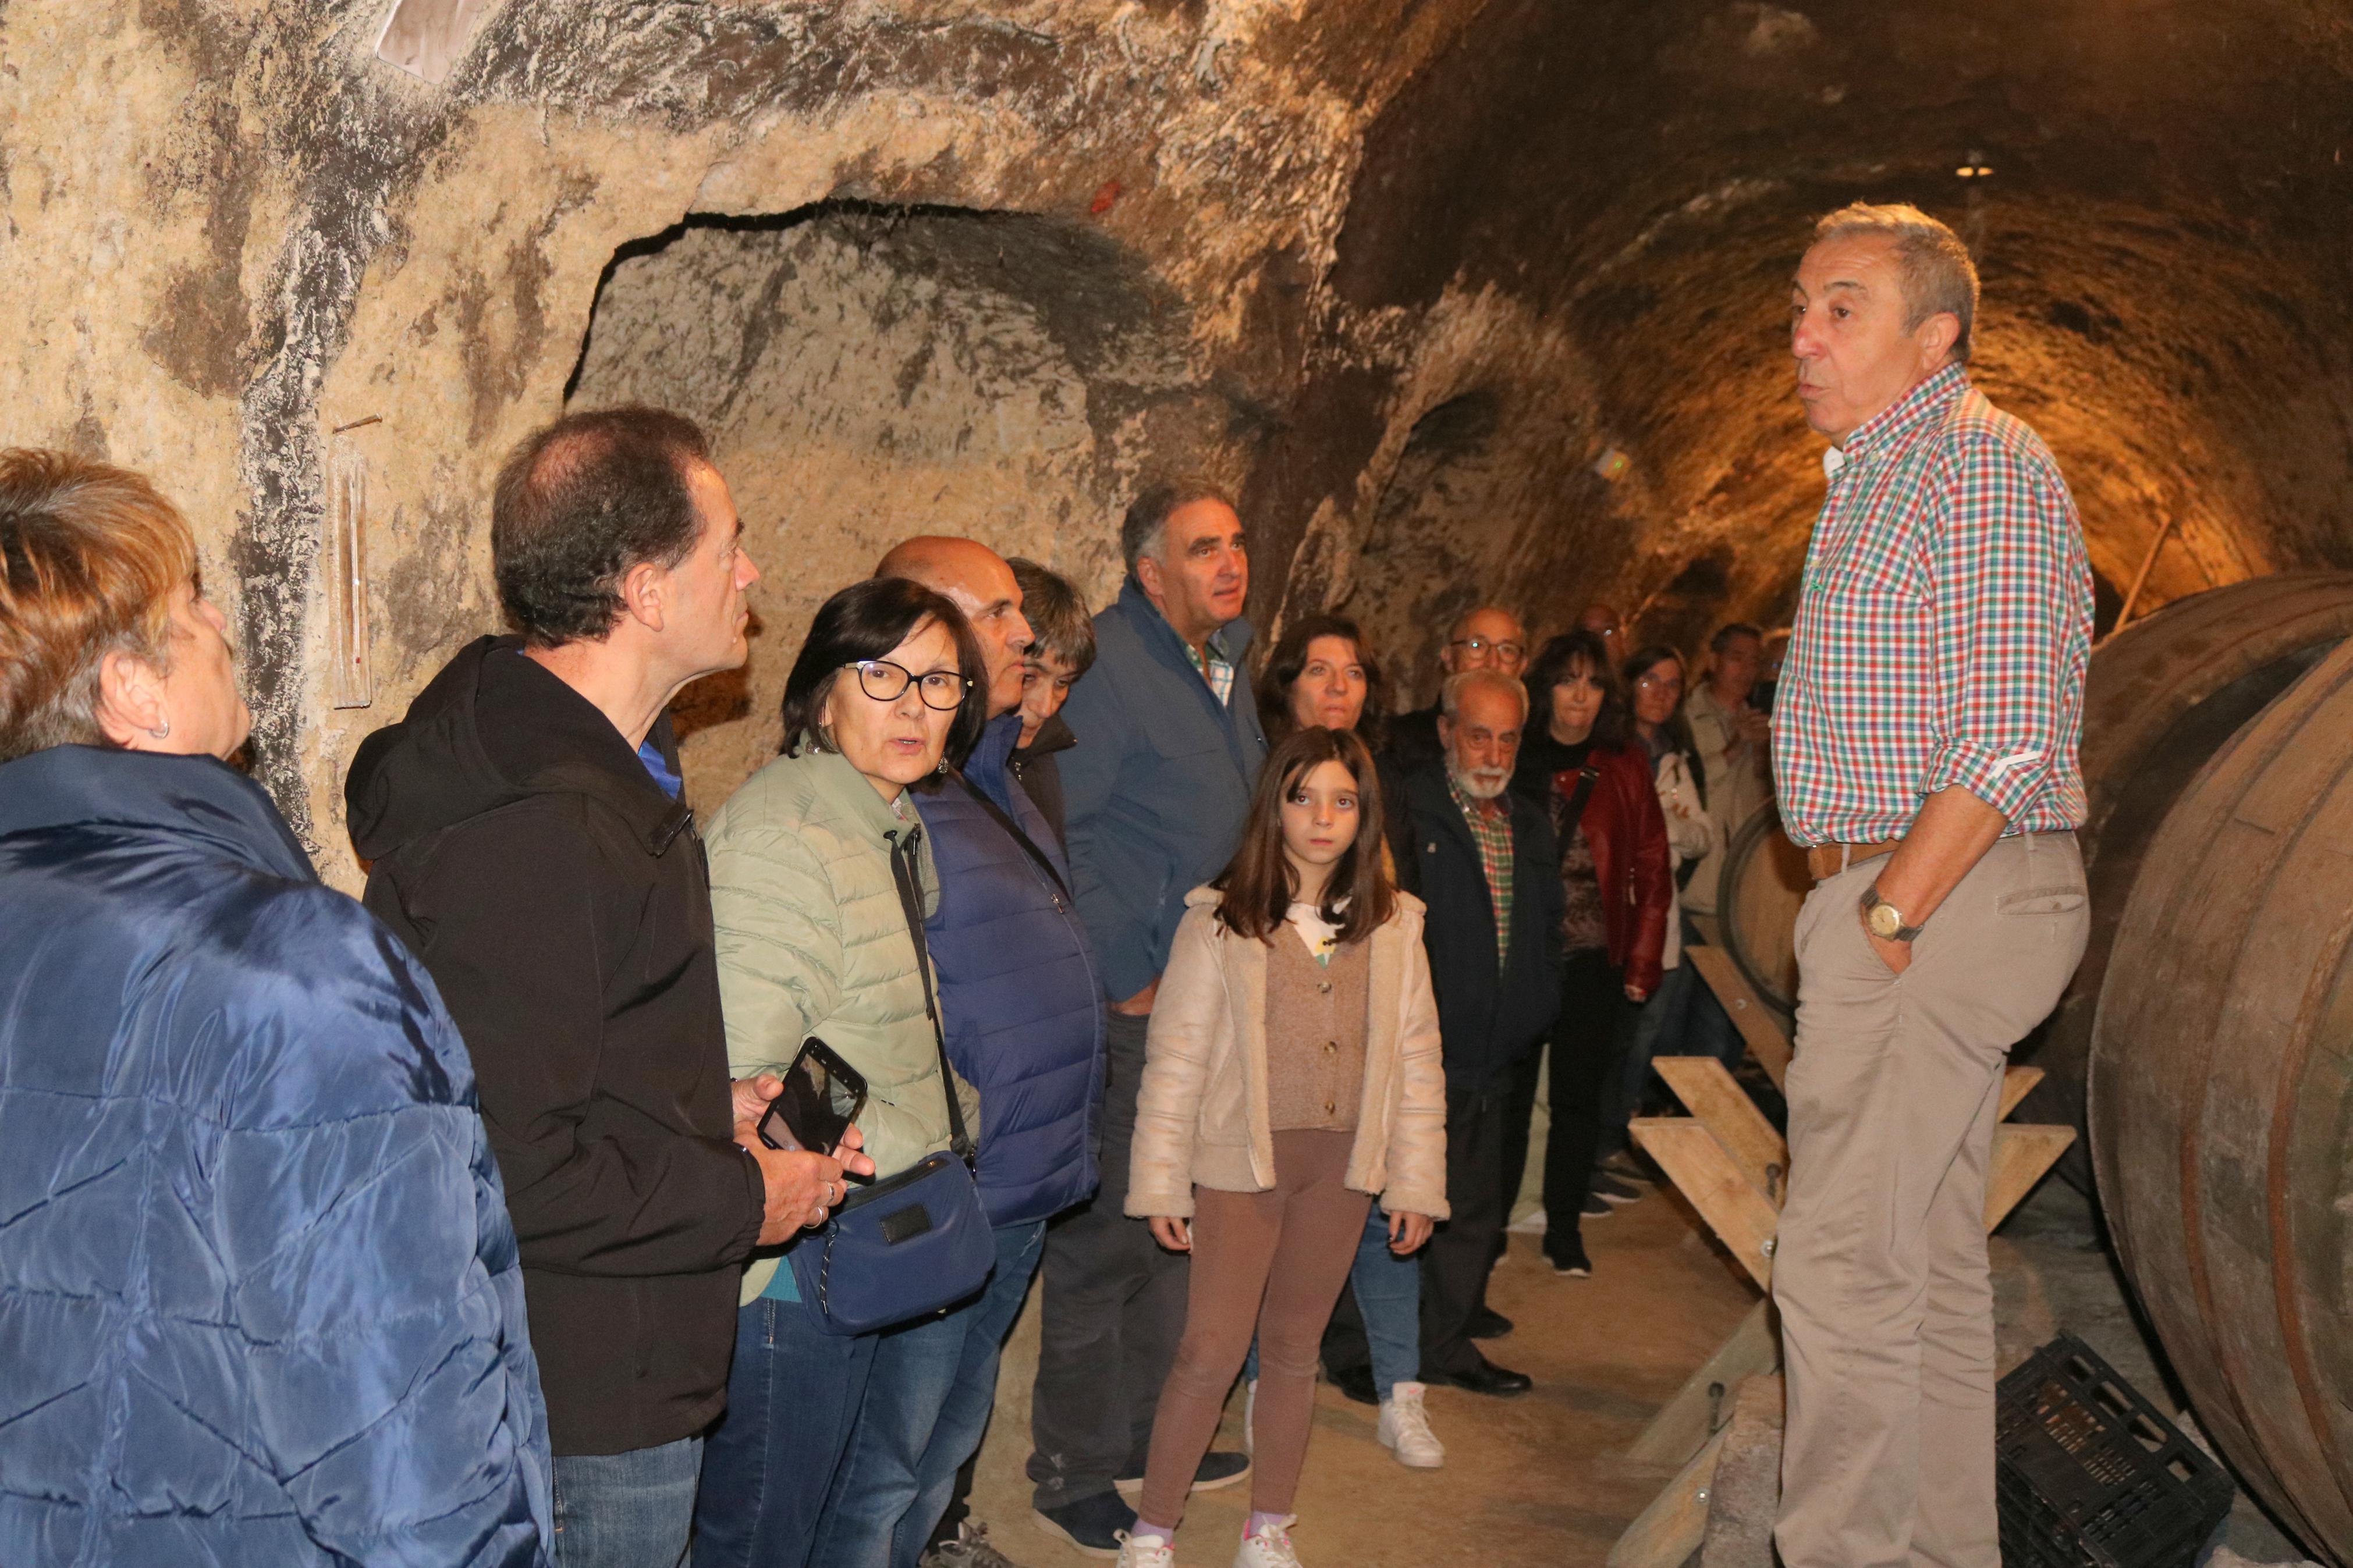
[885, 824, 974, 1164]
[952, 767, 1067, 897]
[1561, 761, 1602, 829]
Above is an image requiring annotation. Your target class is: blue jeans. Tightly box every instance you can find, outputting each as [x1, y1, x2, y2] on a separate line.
[693, 1296, 878, 1568]
[1605, 944, 1748, 1153]
[1251, 1206, 1419, 1399]
[813, 1221, 1046, 1568]
[551, 1436, 701, 1568]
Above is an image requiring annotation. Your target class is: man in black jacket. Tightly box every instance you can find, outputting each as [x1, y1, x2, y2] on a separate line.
[346, 407, 866, 1568]
[1401, 669, 1562, 1395]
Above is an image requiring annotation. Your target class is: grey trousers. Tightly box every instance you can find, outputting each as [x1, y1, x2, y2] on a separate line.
[1026, 1009, 1190, 1509]
[1773, 833, 2088, 1568]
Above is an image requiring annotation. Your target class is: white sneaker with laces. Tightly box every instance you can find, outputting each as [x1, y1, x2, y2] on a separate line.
[1243, 1378, 1258, 1454]
[1117, 1529, 1176, 1568]
[1376, 1381, 1445, 1468]
[1231, 1518, 1303, 1568]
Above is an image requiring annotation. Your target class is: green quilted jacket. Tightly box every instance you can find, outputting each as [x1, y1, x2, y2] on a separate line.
[706, 745, 978, 1303]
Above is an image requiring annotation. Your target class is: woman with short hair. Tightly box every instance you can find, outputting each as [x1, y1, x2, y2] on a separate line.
[0, 449, 552, 1566]
[694, 576, 993, 1568]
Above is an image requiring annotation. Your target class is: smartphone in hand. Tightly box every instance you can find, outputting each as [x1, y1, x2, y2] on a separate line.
[755, 1037, 869, 1158]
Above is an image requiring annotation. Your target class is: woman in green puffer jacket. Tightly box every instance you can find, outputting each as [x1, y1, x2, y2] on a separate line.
[694, 577, 989, 1568]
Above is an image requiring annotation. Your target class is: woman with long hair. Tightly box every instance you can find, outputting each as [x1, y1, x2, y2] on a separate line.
[1506, 630, 1671, 1279]
[1120, 728, 1448, 1567]
[1605, 645, 1720, 1157]
[1251, 613, 1439, 1464]
[694, 577, 991, 1568]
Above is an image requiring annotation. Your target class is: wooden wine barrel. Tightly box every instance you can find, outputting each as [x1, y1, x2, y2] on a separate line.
[2022, 571, 2353, 1187]
[1719, 802, 1811, 1016]
[2089, 635, 2353, 1562]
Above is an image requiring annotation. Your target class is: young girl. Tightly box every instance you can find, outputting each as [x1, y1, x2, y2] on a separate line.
[1121, 727, 1449, 1568]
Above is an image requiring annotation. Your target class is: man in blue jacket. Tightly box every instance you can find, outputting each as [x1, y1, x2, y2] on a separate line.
[1028, 481, 1267, 1553]
[814, 535, 1106, 1568]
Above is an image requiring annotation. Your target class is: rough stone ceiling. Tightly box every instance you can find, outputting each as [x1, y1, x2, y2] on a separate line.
[6, 0, 2349, 858]
[1258, 0, 2353, 671]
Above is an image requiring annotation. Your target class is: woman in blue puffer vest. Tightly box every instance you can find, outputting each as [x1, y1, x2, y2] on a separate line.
[0, 450, 552, 1568]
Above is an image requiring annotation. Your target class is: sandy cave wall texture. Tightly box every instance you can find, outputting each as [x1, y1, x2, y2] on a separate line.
[3, 0, 2351, 882]
[0, 0, 1474, 884]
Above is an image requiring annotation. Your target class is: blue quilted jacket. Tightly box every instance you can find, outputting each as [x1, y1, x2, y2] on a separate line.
[917, 715, 1105, 1225]
[0, 746, 552, 1567]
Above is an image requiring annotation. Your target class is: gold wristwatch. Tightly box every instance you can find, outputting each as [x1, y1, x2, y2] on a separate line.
[1861, 884, 1925, 943]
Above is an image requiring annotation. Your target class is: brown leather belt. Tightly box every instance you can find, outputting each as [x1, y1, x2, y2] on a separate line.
[1805, 838, 1905, 883]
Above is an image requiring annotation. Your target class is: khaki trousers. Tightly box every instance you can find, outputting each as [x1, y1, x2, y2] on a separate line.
[1773, 833, 2088, 1568]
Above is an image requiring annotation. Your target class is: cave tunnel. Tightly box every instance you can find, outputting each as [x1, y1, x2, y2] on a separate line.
[5, 0, 2353, 1563]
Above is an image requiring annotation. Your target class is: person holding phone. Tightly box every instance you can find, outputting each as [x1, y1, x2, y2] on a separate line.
[694, 577, 992, 1568]
[1120, 727, 1449, 1568]
[349, 410, 867, 1568]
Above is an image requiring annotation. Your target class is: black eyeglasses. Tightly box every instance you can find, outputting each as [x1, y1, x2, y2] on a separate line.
[847, 659, 971, 712]
[1447, 636, 1526, 660]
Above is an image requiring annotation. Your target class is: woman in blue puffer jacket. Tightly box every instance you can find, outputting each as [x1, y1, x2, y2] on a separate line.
[0, 450, 552, 1567]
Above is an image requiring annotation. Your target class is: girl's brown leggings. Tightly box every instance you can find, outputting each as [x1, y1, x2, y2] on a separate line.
[1138, 1129, 1372, 1528]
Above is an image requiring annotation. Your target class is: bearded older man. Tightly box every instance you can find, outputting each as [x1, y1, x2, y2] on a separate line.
[1772, 203, 2092, 1568]
[1397, 670, 1563, 1397]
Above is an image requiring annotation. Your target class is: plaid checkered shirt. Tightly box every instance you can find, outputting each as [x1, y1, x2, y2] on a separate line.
[1774, 364, 2093, 848]
[1446, 770, 1515, 971]
[1181, 631, 1238, 709]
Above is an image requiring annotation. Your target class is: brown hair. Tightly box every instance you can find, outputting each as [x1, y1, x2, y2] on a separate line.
[492, 404, 712, 646]
[1007, 557, 1096, 675]
[1525, 628, 1631, 749]
[0, 449, 197, 762]
[1212, 727, 1397, 946]
[1255, 611, 1388, 752]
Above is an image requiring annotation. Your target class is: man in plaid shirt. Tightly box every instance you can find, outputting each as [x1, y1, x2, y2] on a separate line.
[1771, 204, 2093, 1568]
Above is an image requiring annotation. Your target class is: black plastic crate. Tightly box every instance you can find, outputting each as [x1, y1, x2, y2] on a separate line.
[1995, 1332, 2235, 1568]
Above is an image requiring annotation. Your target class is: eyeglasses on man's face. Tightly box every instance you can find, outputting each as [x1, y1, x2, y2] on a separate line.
[847, 659, 971, 712]
[1447, 636, 1525, 660]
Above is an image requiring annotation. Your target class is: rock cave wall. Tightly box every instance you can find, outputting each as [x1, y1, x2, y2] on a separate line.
[2, 0, 2349, 880]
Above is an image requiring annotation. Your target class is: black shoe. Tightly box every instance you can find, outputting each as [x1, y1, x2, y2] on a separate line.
[1581, 1194, 1613, 1218]
[1424, 1354, 1533, 1398]
[1468, 1306, 1514, 1340]
[1113, 1449, 1252, 1496]
[1550, 1235, 1593, 1278]
[1328, 1361, 1379, 1406]
[1031, 1492, 1136, 1559]
[1592, 1173, 1642, 1206]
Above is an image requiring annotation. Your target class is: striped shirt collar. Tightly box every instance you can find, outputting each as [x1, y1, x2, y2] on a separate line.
[1822, 361, 1969, 481]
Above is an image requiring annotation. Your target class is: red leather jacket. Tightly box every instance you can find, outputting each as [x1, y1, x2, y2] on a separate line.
[1552, 745, 1674, 997]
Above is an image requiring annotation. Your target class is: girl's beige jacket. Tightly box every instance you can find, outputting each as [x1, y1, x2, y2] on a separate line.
[1126, 885, 1450, 1221]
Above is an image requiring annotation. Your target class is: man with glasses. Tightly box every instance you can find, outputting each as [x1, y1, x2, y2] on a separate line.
[1030, 480, 1265, 1555]
[1386, 605, 1529, 770]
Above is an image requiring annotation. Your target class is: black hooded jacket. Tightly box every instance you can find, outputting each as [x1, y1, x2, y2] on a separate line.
[346, 635, 764, 1459]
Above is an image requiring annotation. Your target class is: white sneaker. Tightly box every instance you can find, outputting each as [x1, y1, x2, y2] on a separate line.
[1377, 1381, 1445, 1469]
[1231, 1518, 1302, 1568]
[1117, 1530, 1176, 1568]
[1243, 1378, 1258, 1454]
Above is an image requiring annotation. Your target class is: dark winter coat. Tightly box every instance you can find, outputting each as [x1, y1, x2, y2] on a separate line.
[346, 636, 764, 1458]
[1060, 579, 1268, 1001]
[1401, 761, 1566, 1091]
[1007, 710, 1076, 846]
[917, 713, 1106, 1226]
[0, 745, 551, 1567]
